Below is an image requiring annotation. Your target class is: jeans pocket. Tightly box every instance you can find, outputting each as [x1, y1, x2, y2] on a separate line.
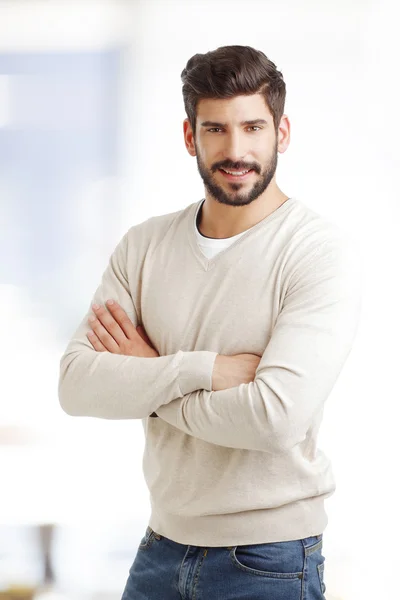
[139, 526, 155, 550]
[230, 542, 303, 579]
[317, 561, 326, 595]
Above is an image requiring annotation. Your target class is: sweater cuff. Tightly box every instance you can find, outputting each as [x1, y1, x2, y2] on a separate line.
[178, 351, 218, 396]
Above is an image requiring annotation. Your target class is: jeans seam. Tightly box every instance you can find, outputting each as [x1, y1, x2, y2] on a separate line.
[317, 562, 326, 595]
[192, 549, 208, 600]
[178, 545, 192, 599]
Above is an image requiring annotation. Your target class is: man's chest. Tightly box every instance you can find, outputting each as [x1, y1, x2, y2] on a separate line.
[134, 246, 289, 358]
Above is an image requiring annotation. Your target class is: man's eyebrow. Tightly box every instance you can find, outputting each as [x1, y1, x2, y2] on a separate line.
[200, 119, 268, 127]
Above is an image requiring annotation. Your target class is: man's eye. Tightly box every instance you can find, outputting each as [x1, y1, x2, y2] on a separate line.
[207, 126, 262, 133]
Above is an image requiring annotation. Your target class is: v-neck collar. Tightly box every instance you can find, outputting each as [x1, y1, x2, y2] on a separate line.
[187, 197, 297, 272]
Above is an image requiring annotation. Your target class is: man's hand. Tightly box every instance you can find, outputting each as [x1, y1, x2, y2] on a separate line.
[87, 299, 159, 358]
[212, 353, 261, 391]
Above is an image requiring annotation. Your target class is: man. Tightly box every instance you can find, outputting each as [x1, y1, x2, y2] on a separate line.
[58, 45, 362, 599]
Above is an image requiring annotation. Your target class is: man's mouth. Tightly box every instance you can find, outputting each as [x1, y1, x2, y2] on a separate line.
[218, 168, 255, 180]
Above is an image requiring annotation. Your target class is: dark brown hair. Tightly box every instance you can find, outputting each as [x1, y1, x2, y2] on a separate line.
[181, 45, 286, 137]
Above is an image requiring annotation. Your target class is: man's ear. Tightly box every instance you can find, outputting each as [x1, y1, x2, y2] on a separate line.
[183, 118, 196, 156]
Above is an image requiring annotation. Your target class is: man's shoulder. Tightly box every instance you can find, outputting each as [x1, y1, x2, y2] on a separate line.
[290, 198, 358, 255]
[282, 199, 362, 287]
[123, 201, 198, 247]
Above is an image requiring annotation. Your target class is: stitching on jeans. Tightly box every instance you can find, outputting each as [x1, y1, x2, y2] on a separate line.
[305, 539, 323, 556]
[178, 545, 192, 599]
[300, 539, 305, 600]
[301, 536, 323, 556]
[139, 527, 155, 550]
[192, 549, 208, 600]
[229, 547, 303, 579]
[317, 562, 326, 595]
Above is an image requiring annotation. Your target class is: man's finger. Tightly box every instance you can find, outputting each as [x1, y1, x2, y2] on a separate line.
[92, 303, 129, 345]
[86, 330, 107, 352]
[104, 300, 140, 340]
[88, 317, 120, 353]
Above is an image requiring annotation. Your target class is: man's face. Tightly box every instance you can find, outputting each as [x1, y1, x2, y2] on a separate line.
[192, 94, 279, 207]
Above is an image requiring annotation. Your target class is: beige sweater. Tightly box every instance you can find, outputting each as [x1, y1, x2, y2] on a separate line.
[58, 197, 362, 546]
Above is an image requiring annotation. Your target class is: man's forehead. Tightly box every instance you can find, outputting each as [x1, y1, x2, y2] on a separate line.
[196, 94, 271, 122]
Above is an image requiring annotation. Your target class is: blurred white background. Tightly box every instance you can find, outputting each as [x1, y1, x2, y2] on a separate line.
[0, 0, 398, 599]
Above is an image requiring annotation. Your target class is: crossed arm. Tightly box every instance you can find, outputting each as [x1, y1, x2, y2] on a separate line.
[59, 231, 362, 453]
[58, 232, 218, 420]
[157, 239, 363, 453]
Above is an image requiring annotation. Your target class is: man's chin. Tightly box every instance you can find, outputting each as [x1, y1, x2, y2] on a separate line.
[213, 194, 255, 207]
[203, 178, 258, 207]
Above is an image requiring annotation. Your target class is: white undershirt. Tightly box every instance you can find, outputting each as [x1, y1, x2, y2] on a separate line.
[194, 199, 248, 259]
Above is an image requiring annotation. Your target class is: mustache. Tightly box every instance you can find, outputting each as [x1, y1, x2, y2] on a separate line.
[213, 163, 260, 173]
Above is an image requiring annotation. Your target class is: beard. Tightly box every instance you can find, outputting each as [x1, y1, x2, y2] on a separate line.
[194, 138, 278, 207]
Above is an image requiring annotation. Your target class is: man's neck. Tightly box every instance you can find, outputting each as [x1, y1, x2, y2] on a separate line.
[197, 190, 290, 239]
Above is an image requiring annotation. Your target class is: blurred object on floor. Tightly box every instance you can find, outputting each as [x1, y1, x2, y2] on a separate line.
[38, 526, 55, 587]
[33, 584, 72, 600]
[0, 585, 36, 600]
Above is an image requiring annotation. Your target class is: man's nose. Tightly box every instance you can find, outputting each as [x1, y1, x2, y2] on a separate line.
[222, 131, 247, 163]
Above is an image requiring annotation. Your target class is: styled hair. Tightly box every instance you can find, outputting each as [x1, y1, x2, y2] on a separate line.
[181, 45, 286, 136]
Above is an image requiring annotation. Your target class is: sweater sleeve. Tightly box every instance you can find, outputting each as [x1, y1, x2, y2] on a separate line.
[58, 230, 218, 419]
[156, 234, 363, 453]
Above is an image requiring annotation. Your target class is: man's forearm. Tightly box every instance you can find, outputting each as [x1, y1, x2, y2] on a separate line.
[59, 317, 217, 419]
[59, 340, 217, 420]
[58, 229, 218, 420]
[148, 352, 260, 418]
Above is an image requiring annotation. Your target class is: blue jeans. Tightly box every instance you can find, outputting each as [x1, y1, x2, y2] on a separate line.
[121, 525, 327, 599]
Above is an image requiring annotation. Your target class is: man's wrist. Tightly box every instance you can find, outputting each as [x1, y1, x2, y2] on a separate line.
[211, 354, 225, 391]
[179, 350, 218, 395]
